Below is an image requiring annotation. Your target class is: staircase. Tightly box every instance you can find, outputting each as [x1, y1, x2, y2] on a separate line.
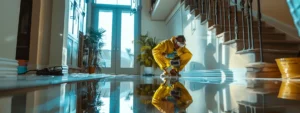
[181, 0, 300, 65]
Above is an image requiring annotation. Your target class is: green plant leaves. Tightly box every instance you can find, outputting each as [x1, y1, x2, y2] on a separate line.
[136, 34, 159, 68]
[84, 27, 106, 68]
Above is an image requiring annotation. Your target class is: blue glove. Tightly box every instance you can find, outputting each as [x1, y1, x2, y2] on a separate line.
[165, 52, 177, 59]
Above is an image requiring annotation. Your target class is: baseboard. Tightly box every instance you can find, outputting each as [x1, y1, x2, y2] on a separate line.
[252, 10, 299, 40]
[0, 58, 18, 77]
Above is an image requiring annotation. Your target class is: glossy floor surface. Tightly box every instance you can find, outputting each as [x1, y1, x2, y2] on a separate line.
[3, 75, 300, 113]
[95, 76, 300, 113]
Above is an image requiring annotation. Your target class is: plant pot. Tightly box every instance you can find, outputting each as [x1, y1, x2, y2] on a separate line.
[278, 80, 300, 100]
[89, 66, 96, 74]
[275, 57, 300, 79]
[144, 67, 153, 74]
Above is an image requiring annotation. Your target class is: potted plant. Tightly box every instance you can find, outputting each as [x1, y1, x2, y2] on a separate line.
[84, 27, 106, 74]
[137, 34, 158, 75]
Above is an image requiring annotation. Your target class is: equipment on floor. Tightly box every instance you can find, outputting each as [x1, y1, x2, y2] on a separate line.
[19, 66, 64, 76]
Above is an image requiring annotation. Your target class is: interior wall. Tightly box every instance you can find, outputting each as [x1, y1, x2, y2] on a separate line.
[166, 2, 210, 71]
[140, 0, 168, 75]
[141, 0, 168, 41]
[252, 0, 295, 27]
[0, 0, 21, 59]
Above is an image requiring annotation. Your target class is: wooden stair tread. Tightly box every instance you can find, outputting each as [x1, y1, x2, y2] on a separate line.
[222, 31, 285, 35]
[214, 25, 273, 28]
[223, 39, 300, 45]
[236, 49, 299, 54]
[217, 32, 286, 39]
[213, 25, 275, 32]
[185, 0, 298, 65]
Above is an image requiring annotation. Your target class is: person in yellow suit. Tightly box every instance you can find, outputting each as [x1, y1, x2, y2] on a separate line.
[152, 35, 192, 76]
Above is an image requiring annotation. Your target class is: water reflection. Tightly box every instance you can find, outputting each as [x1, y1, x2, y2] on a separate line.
[278, 79, 300, 101]
[43, 77, 300, 113]
[4, 75, 300, 113]
[152, 77, 193, 113]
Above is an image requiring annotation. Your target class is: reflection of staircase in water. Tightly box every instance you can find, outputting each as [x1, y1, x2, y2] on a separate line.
[236, 79, 300, 113]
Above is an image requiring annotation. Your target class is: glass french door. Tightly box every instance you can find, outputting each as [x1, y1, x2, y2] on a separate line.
[94, 7, 138, 74]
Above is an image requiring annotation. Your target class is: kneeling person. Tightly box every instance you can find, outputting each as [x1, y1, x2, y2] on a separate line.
[152, 35, 192, 76]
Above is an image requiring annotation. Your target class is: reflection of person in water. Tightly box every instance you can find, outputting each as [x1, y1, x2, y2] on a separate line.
[152, 78, 193, 113]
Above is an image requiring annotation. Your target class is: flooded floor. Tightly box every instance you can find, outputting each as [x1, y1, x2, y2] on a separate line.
[3, 75, 300, 113]
[94, 76, 300, 113]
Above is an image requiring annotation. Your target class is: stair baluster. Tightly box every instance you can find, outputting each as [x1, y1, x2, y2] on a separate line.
[215, 0, 219, 25]
[227, 0, 232, 40]
[218, 0, 222, 26]
[195, 0, 199, 10]
[212, 0, 215, 25]
[241, 0, 246, 50]
[249, 0, 254, 49]
[234, 0, 239, 40]
[201, 0, 204, 15]
[246, 0, 251, 49]
[206, 0, 209, 22]
[222, 0, 226, 32]
[208, 0, 211, 20]
[256, 0, 264, 62]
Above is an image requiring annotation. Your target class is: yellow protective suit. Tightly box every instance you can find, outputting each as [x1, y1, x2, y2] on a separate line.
[152, 82, 193, 113]
[152, 36, 192, 71]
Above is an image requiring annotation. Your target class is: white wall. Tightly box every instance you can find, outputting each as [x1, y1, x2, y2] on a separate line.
[0, 0, 20, 77]
[140, 0, 168, 75]
[0, 0, 20, 76]
[166, 2, 210, 71]
[0, 0, 20, 59]
[141, 0, 168, 41]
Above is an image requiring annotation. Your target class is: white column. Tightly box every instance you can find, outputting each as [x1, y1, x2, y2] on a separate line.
[28, 0, 53, 70]
[48, 0, 69, 73]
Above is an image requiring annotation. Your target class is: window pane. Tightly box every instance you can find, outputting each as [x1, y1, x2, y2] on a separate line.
[96, 0, 117, 4]
[117, 0, 131, 5]
[98, 10, 113, 68]
[96, 0, 131, 5]
[120, 11, 134, 68]
[68, 1, 74, 34]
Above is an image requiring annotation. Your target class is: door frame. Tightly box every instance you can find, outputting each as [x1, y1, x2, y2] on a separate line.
[92, 4, 140, 75]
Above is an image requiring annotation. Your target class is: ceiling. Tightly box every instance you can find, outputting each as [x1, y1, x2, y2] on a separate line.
[151, 0, 179, 21]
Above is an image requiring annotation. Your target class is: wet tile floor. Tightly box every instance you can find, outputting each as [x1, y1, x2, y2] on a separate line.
[2, 74, 300, 113]
[95, 76, 300, 113]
